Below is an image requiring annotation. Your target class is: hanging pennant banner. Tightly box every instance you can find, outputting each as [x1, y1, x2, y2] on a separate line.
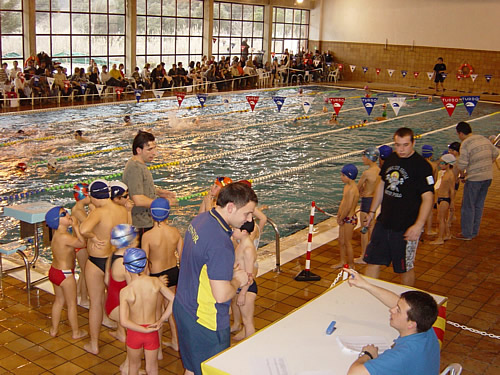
[338, 64, 344, 70]
[413, 72, 420, 79]
[246, 95, 259, 111]
[33, 75, 40, 86]
[80, 83, 87, 94]
[427, 72, 434, 80]
[350, 65, 356, 73]
[135, 89, 142, 102]
[361, 97, 378, 116]
[460, 96, 480, 116]
[401, 70, 407, 78]
[223, 97, 230, 108]
[301, 97, 312, 114]
[387, 69, 395, 78]
[328, 97, 345, 115]
[387, 97, 406, 116]
[441, 97, 460, 117]
[441, 73, 448, 80]
[376, 68, 381, 75]
[197, 93, 208, 107]
[96, 84, 104, 95]
[115, 87, 124, 99]
[153, 89, 163, 101]
[64, 80, 71, 91]
[47, 77, 55, 90]
[362, 67, 368, 74]
[272, 96, 285, 112]
[314, 60, 320, 67]
[175, 92, 186, 107]
[212, 38, 217, 43]
[470, 74, 478, 82]
[456, 74, 462, 81]
[485, 74, 492, 83]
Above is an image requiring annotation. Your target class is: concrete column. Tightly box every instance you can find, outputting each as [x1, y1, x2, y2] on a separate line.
[263, 3, 272, 64]
[126, 0, 137, 74]
[203, 0, 214, 59]
[23, 0, 36, 58]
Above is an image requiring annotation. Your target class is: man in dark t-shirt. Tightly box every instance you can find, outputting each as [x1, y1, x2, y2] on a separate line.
[363, 128, 434, 287]
[433, 57, 446, 93]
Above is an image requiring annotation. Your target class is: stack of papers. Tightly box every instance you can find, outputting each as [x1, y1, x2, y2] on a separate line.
[337, 336, 392, 353]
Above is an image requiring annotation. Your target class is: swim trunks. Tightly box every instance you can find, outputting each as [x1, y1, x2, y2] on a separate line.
[437, 197, 451, 205]
[105, 254, 127, 316]
[126, 324, 160, 350]
[150, 265, 179, 287]
[49, 266, 74, 286]
[360, 197, 373, 213]
[237, 280, 258, 294]
[343, 215, 358, 225]
[88, 255, 107, 273]
[75, 247, 85, 254]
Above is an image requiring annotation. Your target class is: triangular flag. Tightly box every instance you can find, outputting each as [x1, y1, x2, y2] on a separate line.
[387, 97, 406, 116]
[362, 67, 368, 74]
[376, 68, 381, 75]
[33, 75, 40, 86]
[328, 97, 345, 115]
[96, 84, 104, 95]
[338, 64, 344, 70]
[175, 92, 186, 107]
[272, 96, 285, 112]
[301, 97, 312, 114]
[212, 38, 217, 43]
[135, 89, 142, 102]
[441, 73, 448, 80]
[197, 93, 208, 107]
[80, 83, 87, 94]
[350, 65, 356, 73]
[314, 60, 320, 67]
[246, 95, 259, 111]
[153, 89, 163, 101]
[64, 80, 71, 90]
[413, 72, 420, 79]
[361, 97, 378, 116]
[470, 74, 478, 82]
[441, 97, 460, 116]
[223, 97, 230, 109]
[47, 77, 55, 90]
[401, 70, 407, 78]
[460, 96, 480, 116]
[387, 69, 395, 77]
[427, 72, 434, 80]
[485, 74, 492, 83]
[115, 87, 124, 99]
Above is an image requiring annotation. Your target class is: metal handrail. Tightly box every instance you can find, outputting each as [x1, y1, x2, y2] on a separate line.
[265, 217, 281, 273]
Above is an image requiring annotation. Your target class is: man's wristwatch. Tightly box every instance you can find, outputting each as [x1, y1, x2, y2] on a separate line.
[359, 350, 373, 360]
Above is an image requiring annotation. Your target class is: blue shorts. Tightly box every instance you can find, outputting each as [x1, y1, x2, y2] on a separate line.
[173, 300, 230, 375]
[363, 221, 419, 273]
[237, 280, 258, 294]
[360, 197, 373, 213]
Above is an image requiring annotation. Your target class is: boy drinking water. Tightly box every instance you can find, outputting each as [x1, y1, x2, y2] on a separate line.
[45, 206, 88, 339]
[333, 164, 360, 269]
[230, 219, 258, 341]
[120, 247, 175, 375]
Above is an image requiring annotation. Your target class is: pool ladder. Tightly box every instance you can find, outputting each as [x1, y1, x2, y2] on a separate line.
[266, 217, 282, 273]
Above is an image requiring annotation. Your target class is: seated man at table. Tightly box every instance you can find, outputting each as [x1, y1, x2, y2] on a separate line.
[345, 269, 439, 375]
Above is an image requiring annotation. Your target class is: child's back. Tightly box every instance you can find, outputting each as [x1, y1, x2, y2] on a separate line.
[143, 224, 181, 275]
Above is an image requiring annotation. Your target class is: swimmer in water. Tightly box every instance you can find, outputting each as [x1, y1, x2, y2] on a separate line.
[74, 130, 91, 142]
[123, 115, 131, 125]
[375, 104, 387, 121]
[329, 114, 339, 125]
[364, 85, 371, 98]
[323, 106, 328, 113]
[48, 157, 60, 172]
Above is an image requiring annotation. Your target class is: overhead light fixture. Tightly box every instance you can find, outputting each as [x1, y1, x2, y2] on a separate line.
[297, 0, 304, 4]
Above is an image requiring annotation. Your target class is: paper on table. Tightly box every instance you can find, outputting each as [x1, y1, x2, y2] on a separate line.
[297, 371, 335, 375]
[337, 336, 392, 353]
[250, 357, 290, 375]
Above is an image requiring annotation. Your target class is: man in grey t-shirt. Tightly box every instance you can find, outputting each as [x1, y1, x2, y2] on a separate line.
[123, 131, 176, 244]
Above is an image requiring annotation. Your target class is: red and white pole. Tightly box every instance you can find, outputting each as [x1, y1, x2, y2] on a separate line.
[295, 201, 321, 281]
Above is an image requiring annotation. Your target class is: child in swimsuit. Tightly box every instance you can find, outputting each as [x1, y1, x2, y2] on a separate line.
[333, 164, 360, 269]
[45, 206, 88, 340]
[142, 198, 183, 351]
[198, 176, 233, 214]
[430, 154, 456, 245]
[230, 219, 259, 341]
[120, 247, 175, 375]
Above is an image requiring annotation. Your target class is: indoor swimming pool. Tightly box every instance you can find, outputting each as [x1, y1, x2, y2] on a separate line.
[1, 85, 499, 265]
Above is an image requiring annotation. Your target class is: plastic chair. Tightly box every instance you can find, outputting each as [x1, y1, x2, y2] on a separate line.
[328, 68, 339, 83]
[440, 363, 462, 375]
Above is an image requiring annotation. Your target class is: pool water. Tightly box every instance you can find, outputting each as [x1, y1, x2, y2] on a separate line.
[1, 86, 499, 263]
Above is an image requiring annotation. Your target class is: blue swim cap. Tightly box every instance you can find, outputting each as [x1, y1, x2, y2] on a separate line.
[111, 224, 137, 248]
[362, 147, 380, 162]
[422, 144, 434, 158]
[123, 247, 147, 274]
[151, 198, 170, 222]
[378, 145, 393, 160]
[341, 164, 358, 180]
[89, 179, 110, 199]
[110, 181, 128, 200]
[45, 206, 63, 230]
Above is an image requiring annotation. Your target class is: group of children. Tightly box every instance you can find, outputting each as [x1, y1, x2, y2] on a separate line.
[45, 176, 263, 373]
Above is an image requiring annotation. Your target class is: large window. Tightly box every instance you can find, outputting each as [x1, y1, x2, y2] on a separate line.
[136, 0, 203, 70]
[212, 1, 264, 62]
[272, 7, 309, 57]
[0, 0, 24, 70]
[35, 0, 126, 73]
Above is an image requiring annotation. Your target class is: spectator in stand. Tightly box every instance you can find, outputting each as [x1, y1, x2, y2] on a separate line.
[168, 64, 180, 87]
[9, 60, 22, 82]
[54, 66, 69, 95]
[177, 62, 190, 86]
[15, 71, 31, 98]
[110, 63, 128, 87]
[141, 63, 152, 89]
[0, 63, 9, 85]
[89, 66, 101, 85]
[243, 60, 256, 88]
[151, 64, 168, 89]
[101, 65, 121, 87]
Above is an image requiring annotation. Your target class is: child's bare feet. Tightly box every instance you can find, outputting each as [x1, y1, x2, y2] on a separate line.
[330, 262, 344, 269]
[102, 316, 117, 329]
[426, 230, 438, 236]
[354, 257, 366, 265]
[163, 340, 179, 351]
[84, 341, 99, 355]
[230, 323, 241, 333]
[429, 239, 444, 245]
[72, 329, 88, 340]
[233, 329, 246, 341]
[49, 327, 58, 337]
